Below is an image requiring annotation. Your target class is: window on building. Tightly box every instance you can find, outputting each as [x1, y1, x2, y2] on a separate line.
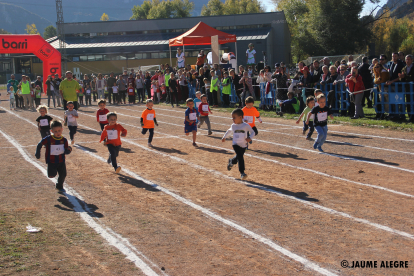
[103, 55, 110, 61]
[159, 52, 167, 58]
[72, 56, 80, 62]
[80, 56, 88, 62]
[151, 53, 159, 59]
[95, 55, 103, 61]
[88, 55, 95, 61]
[90, 33, 97, 37]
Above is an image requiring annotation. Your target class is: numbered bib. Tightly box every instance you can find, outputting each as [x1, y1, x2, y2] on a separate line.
[244, 116, 254, 124]
[107, 130, 118, 140]
[39, 119, 49, 127]
[99, 115, 107, 122]
[86, 90, 91, 94]
[233, 133, 245, 143]
[202, 105, 209, 112]
[317, 112, 328, 121]
[146, 113, 154, 121]
[67, 115, 76, 122]
[196, 102, 201, 109]
[189, 113, 197, 121]
[50, 144, 64, 155]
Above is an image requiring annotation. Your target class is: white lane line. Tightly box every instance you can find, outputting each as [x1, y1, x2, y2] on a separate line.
[0, 126, 161, 276]
[47, 111, 414, 242]
[114, 106, 414, 156]
[8, 108, 339, 275]
[135, 105, 414, 142]
[75, 110, 414, 199]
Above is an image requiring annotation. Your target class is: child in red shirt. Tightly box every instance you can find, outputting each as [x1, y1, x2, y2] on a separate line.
[99, 112, 127, 173]
[198, 94, 213, 135]
[127, 83, 135, 104]
[96, 99, 109, 131]
[141, 99, 158, 147]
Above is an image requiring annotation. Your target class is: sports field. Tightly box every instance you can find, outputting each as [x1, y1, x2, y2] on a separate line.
[0, 93, 413, 275]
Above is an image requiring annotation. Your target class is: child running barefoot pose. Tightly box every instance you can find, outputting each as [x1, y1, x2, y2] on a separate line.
[198, 94, 213, 135]
[64, 101, 79, 145]
[242, 96, 262, 144]
[306, 94, 333, 152]
[296, 96, 315, 141]
[222, 108, 255, 180]
[35, 120, 72, 192]
[141, 99, 158, 147]
[36, 105, 53, 138]
[185, 98, 200, 147]
[99, 112, 127, 174]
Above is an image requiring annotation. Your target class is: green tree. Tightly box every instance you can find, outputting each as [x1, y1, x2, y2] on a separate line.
[130, 0, 194, 20]
[25, 23, 39, 34]
[100, 13, 109, 21]
[43, 25, 57, 39]
[0, 29, 10, 34]
[201, 0, 263, 16]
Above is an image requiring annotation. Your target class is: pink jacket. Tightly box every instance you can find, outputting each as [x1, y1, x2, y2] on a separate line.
[345, 74, 365, 92]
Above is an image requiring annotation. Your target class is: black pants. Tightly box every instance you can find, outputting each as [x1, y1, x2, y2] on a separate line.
[107, 144, 120, 169]
[100, 123, 107, 131]
[63, 100, 78, 110]
[85, 94, 92, 105]
[128, 95, 135, 104]
[15, 96, 20, 108]
[48, 162, 66, 188]
[303, 121, 314, 138]
[252, 126, 258, 136]
[169, 90, 178, 106]
[181, 85, 188, 101]
[68, 125, 77, 140]
[142, 128, 154, 143]
[136, 88, 144, 102]
[112, 93, 120, 104]
[231, 145, 246, 174]
[40, 129, 51, 138]
[120, 90, 127, 104]
[35, 98, 41, 106]
[212, 90, 218, 106]
[223, 94, 230, 107]
[93, 91, 97, 102]
[107, 88, 113, 103]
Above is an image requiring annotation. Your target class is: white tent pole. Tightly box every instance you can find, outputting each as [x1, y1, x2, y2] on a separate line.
[183, 44, 185, 68]
[169, 46, 172, 67]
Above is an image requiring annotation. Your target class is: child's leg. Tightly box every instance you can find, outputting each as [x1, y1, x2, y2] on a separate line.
[142, 128, 148, 135]
[56, 163, 67, 188]
[314, 125, 326, 148]
[157, 93, 161, 102]
[232, 145, 246, 174]
[192, 130, 197, 143]
[107, 144, 118, 169]
[307, 121, 314, 138]
[148, 128, 154, 143]
[198, 116, 204, 127]
[303, 121, 309, 134]
[205, 116, 212, 132]
[318, 125, 328, 147]
[252, 126, 258, 136]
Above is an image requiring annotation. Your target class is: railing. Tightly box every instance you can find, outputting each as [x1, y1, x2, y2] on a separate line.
[373, 82, 414, 116]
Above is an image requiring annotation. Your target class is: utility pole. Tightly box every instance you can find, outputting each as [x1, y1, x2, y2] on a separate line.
[56, 0, 67, 73]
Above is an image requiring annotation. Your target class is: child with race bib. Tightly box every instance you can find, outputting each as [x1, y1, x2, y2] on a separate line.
[99, 112, 127, 174]
[36, 105, 53, 138]
[306, 94, 333, 152]
[296, 96, 315, 141]
[7, 86, 16, 110]
[85, 84, 92, 106]
[64, 101, 79, 145]
[198, 94, 213, 135]
[242, 96, 262, 143]
[35, 120, 72, 192]
[141, 99, 158, 147]
[96, 99, 109, 131]
[185, 98, 200, 147]
[222, 108, 255, 180]
[194, 91, 202, 110]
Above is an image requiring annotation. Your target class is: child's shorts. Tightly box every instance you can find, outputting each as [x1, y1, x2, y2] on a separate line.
[185, 124, 197, 133]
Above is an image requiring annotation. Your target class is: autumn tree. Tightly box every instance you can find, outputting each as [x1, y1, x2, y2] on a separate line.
[0, 29, 10, 34]
[100, 13, 109, 21]
[25, 24, 39, 34]
[43, 25, 57, 39]
[201, 0, 263, 16]
[130, 0, 194, 20]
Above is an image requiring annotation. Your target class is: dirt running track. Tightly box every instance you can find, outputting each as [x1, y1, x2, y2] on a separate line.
[0, 94, 413, 276]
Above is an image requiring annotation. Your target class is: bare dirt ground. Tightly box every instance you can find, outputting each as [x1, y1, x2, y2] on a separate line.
[1, 93, 413, 275]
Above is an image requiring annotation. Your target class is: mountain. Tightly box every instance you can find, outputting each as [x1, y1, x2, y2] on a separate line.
[391, 0, 414, 18]
[375, 0, 409, 17]
[0, 2, 53, 34]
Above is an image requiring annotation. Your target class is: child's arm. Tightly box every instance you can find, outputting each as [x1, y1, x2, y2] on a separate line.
[257, 116, 262, 123]
[99, 130, 108, 143]
[35, 140, 43, 159]
[296, 112, 304, 124]
[246, 125, 255, 142]
[64, 139, 72, 155]
[222, 128, 232, 142]
[140, 117, 144, 127]
[208, 106, 213, 115]
[154, 117, 158, 126]
[185, 115, 192, 124]
[37, 121, 41, 131]
[329, 114, 334, 120]
[73, 111, 79, 119]
[120, 126, 127, 137]
[305, 111, 312, 125]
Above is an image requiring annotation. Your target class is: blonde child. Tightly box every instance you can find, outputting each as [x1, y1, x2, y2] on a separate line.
[184, 98, 200, 146]
[198, 94, 213, 135]
[99, 112, 127, 173]
[141, 99, 158, 147]
[314, 89, 323, 107]
[296, 96, 315, 140]
[36, 105, 53, 138]
[64, 101, 79, 145]
[7, 86, 16, 110]
[242, 96, 262, 144]
[194, 91, 202, 110]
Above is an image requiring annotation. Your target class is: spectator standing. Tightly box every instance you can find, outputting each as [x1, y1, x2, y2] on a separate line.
[135, 74, 145, 103]
[246, 43, 256, 71]
[8, 74, 19, 108]
[34, 76, 43, 92]
[399, 54, 414, 122]
[20, 75, 32, 109]
[346, 66, 365, 119]
[46, 75, 56, 108]
[106, 73, 117, 104]
[95, 73, 106, 100]
[118, 75, 128, 104]
[196, 50, 206, 72]
[358, 57, 373, 108]
[386, 52, 405, 120]
[230, 69, 243, 107]
[311, 60, 322, 85]
[176, 48, 185, 69]
[373, 63, 390, 120]
[59, 71, 81, 111]
[379, 54, 389, 70]
[53, 74, 63, 107]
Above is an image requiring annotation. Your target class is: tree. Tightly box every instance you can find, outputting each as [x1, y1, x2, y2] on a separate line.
[100, 13, 109, 21]
[25, 24, 39, 35]
[0, 29, 10, 34]
[130, 0, 194, 20]
[201, 0, 263, 16]
[43, 25, 57, 39]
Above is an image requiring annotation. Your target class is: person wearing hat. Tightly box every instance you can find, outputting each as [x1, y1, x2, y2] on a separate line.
[59, 71, 81, 111]
[176, 47, 185, 69]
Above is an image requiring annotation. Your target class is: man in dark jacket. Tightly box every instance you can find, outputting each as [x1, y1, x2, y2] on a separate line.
[386, 52, 405, 119]
[106, 72, 117, 104]
[358, 57, 373, 108]
[34, 76, 43, 90]
[399, 54, 414, 122]
[311, 60, 322, 85]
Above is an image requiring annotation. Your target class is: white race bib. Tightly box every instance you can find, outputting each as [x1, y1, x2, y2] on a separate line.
[50, 144, 65, 155]
[202, 105, 209, 112]
[317, 112, 328, 121]
[39, 119, 49, 127]
[107, 130, 118, 140]
[86, 90, 91, 94]
[189, 113, 197, 121]
[67, 115, 76, 122]
[99, 115, 107, 122]
[196, 102, 201, 109]
[146, 113, 154, 121]
[233, 133, 246, 143]
[244, 116, 253, 124]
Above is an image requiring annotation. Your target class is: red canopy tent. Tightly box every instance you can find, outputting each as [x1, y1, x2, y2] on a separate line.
[168, 21, 237, 66]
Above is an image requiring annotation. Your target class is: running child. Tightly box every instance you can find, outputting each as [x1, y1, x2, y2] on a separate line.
[7, 86, 16, 110]
[64, 101, 79, 145]
[36, 105, 53, 138]
[141, 99, 158, 147]
[198, 94, 213, 135]
[314, 89, 323, 107]
[306, 94, 333, 152]
[160, 83, 166, 103]
[85, 84, 92, 106]
[185, 98, 200, 146]
[99, 112, 127, 173]
[222, 108, 255, 180]
[296, 96, 315, 140]
[96, 99, 109, 131]
[128, 83, 135, 104]
[194, 91, 202, 110]
[242, 96, 262, 142]
[35, 85, 42, 108]
[35, 120, 72, 192]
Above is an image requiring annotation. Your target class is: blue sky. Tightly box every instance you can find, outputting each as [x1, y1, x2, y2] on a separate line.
[260, 0, 388, 15]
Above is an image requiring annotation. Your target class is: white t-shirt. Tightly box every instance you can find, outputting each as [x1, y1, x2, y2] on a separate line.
[222, 122, 255, 148]
[112, 86, 118, 93]
[176, 52, 185, 67]
[246, 49, 256, 64]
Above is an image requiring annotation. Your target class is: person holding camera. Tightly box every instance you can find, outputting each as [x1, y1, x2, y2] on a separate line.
[346, 66, 365, 119]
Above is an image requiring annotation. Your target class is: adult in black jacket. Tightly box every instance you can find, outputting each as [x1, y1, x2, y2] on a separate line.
[106, 72, 117, 104]
[399, 54, 414, 122]
[358, 57, 373, 107]
[386, 52, 405, 119]
[34, 76, 43, 90]
[230, 69, 243, 107]
[311, 60, 322, 84]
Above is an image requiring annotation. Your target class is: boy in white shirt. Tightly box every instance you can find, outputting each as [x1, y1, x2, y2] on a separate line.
[112, 85, 119, 105]
[7, 86, 16, 110]
[222, 108, 255, 180]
